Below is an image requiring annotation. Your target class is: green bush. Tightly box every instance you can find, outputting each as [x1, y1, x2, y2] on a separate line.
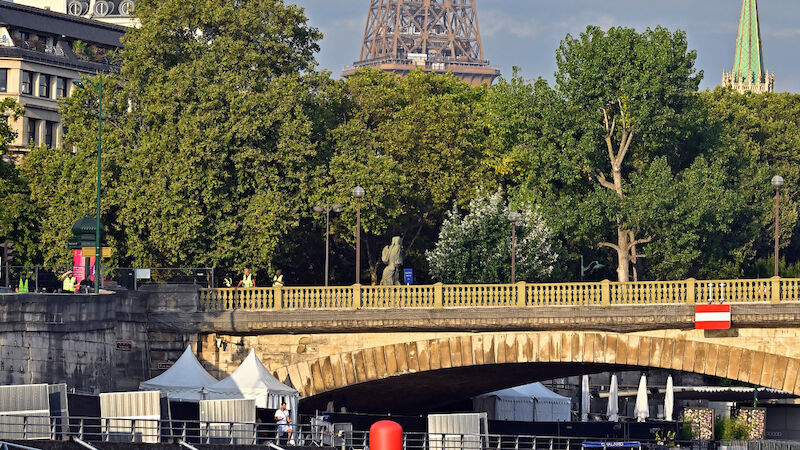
[680, 423, 695, 440]
[715, 417, 751, 440]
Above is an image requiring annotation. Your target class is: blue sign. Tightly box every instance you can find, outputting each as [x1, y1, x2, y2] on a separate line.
[403, 268, 413, 285]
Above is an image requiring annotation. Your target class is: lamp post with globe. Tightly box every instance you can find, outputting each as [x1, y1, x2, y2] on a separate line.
[772, 175, 784, 277]
[352, 186, 365, 284]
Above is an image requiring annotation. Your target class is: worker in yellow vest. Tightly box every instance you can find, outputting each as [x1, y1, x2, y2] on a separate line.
[17, 273, 29, 293]
[236, 268, 255, 288]
[272, 269, 284, 287]
[60, 270, 77, 293]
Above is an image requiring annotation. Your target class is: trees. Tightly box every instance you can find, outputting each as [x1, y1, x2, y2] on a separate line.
[553, 26, 703, 282]
[49, 0, 326, 277]
[320, 69, 496, 283]
[427, 190, 559, 284]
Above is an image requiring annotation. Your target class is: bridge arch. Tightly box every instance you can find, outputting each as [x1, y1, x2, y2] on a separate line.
[275, 331, 800, 412]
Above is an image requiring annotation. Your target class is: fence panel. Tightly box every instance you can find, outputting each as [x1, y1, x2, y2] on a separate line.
[696, 279, 772, 303]
[282, 286, 354, 309]
[610, 280, 687, 304]
[442, 284, 517, 307]
[361, 285, 436, 308]
[526, 282, 603, 306]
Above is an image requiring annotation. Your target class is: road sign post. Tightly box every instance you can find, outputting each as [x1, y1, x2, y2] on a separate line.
[403, 268, 413, 285]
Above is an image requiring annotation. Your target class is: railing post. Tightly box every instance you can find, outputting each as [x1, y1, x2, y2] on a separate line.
[434, 283, 443, 308]
[601, 280, 611, 306]
[515, 282, 526, 307]
[274, 286, 283, 310]
[353, 284, 362, 309]
[771, 276, 781, 303]
[686, 278, 696, 304]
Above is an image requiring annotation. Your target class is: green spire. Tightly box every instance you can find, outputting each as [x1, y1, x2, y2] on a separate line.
[733, 0, 765, 83]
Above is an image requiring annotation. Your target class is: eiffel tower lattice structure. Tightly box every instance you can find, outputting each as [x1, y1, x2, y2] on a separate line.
[342, 0, 500, 86]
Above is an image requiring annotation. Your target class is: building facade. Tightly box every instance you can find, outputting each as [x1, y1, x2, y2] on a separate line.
[0, 2, 124, 154]
[721, 0, 774, 93]
[10, 0, 137, 27]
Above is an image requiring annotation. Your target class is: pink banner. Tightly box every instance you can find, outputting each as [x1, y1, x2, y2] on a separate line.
[71, 249, 95, 285]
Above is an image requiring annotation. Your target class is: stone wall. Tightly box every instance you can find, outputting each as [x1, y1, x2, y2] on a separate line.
[0, 290, 149, 392]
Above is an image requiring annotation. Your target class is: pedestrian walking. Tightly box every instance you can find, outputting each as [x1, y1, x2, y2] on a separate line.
[272, 269, 284, 287]
[236, 267, 255, 288]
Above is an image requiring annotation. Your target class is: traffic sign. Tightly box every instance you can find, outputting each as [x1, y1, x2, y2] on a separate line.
[81, 247, 111, 258]
[403, 268, 413, 285]
[695, 304, 731, 329]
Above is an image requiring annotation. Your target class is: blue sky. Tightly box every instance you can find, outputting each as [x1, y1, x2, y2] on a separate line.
[291, 0, 800, 93]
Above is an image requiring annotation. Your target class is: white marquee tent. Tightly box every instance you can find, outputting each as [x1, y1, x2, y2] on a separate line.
[139, 346, 218, 402]
[472, 382, 570, 422]
[204, 349, 299, 422]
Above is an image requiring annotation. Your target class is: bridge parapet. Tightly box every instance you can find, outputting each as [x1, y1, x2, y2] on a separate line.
[198, 276, 800, 310]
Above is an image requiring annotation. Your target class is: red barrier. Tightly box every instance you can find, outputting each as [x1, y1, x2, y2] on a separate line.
[369, 420, 403, 450]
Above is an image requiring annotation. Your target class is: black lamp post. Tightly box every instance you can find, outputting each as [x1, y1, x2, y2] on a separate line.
[313, 204, 343, 286]
[508, 211, 522, 283]
[352, 186, 365, 284]
[772, 175, 784, 277]
[73, 75, 103, 294]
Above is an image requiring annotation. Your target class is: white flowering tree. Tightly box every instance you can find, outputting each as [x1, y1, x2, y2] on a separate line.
[426, 190, 559, 284]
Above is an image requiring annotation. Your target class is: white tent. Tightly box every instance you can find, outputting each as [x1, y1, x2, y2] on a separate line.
[204, 349, 299, 422]
[472, 382, 570, 422]
[139, 346, 218, 402]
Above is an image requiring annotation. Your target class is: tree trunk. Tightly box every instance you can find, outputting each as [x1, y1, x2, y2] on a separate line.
[616, 227, 630, 282]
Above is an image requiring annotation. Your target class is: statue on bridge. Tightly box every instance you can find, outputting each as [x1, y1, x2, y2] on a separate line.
[380, 236, 404, 285]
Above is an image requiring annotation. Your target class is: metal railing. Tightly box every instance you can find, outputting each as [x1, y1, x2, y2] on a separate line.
[3, 265, 214, 292]
[0, 415, 694, 449]
[199, 277, 800, 311]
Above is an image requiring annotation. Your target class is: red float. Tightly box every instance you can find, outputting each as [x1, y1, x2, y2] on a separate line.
[369, 420, 403, 450]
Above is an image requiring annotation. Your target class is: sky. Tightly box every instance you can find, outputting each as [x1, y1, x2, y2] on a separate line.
[291, 0, 800, 93]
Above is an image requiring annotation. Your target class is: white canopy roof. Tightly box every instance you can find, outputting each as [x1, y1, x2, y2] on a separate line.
[204, 349, 299, 417]
[139, 346, 218, 402]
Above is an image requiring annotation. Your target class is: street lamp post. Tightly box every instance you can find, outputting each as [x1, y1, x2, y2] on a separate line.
[772, 175, 784, 277]
[74, 74, 103, 294]
[352, 186, 365, 284]
[508, 211, 522, 284]
[580, 255, 605, 281]
[313, 204, 343, 286]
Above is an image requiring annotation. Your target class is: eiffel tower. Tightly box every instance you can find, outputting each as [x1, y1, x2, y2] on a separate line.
[342, 0, 500, 86]
[722, 0, 774, 93]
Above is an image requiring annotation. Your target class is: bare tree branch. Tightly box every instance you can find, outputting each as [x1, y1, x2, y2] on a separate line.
[598, 241, 621, 252]
[597, 172, 616, 191]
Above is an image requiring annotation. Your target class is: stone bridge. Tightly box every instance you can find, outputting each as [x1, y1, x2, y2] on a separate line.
[149, 277, 800, 412]
[3, 277, 800, 414]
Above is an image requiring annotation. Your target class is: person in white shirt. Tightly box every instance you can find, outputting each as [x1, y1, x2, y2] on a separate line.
[274, 401, 292, 445]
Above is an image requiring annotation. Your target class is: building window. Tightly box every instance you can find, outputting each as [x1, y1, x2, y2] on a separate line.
[21, 71, 33, 95]
[38, 74, 50, 98]
[27, 118, 38, 146]
[0, 69, 7, 92]
[119, 0, 134, 16]
[56, 77, 68, 97]
[45, 121, 55, 148]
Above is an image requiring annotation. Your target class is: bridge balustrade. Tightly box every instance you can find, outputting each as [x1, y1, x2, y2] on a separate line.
[198, 277, 799, 311]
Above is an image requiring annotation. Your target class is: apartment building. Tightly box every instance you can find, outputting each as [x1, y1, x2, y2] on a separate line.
[0, 1, 124, 153]
[10, 0, 138, 28]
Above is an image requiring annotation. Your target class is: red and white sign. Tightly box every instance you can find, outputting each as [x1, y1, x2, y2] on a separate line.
[695, 304, 731, 329]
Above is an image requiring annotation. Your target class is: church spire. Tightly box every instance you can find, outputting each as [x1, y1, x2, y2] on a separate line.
[722, 0, 775, 93]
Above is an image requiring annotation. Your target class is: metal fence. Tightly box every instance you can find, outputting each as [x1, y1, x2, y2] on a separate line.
[0, 415, 734, 449]
[2, 266, 214, 292]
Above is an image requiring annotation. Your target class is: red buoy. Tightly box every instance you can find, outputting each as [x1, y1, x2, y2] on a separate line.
[369, 420, 403, 450]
